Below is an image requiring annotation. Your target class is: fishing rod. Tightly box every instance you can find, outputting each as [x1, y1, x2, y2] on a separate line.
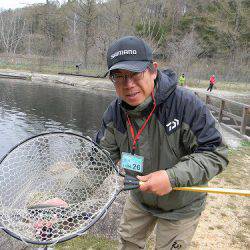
[136, 180, 250, 197]
[172, 186, 250, 197]
[138, 181, 250, 197]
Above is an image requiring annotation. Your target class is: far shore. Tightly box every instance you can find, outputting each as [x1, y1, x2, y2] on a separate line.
[0, 69, 116, 96]
[1, 68, 250, 99]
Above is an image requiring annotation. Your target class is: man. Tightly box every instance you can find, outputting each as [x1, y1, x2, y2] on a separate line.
[95, 36, 228, 249]
[207, 74, 216, 92]
[179, 73, 185, 87]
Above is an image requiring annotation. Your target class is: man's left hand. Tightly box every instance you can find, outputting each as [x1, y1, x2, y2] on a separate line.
[137, 170, 172, 196]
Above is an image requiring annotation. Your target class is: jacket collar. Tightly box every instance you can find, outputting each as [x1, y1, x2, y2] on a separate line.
[154, 70, 177, 105]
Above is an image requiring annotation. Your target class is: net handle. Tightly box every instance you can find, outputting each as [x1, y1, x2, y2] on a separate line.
[123, 175, 140, 190]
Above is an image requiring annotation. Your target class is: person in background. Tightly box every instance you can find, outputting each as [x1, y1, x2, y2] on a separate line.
[207, 74, 216, 92]
[179, 73, 186, 87]
[95, 36, 228, 249]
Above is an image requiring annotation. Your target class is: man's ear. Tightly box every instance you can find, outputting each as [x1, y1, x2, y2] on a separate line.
[152, 62, 158, 79]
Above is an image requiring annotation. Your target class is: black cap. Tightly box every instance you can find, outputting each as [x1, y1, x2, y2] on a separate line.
[107, 36, 152, 73]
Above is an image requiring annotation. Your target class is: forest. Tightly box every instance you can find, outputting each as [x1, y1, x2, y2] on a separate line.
[0, 0, 249, 82]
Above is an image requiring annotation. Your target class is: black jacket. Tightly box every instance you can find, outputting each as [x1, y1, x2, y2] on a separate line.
[95, 70, 228, 220]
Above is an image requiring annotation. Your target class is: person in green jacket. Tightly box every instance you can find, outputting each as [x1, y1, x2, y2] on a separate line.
[95, 36, 228, 249]
[179, 73, 186, 86]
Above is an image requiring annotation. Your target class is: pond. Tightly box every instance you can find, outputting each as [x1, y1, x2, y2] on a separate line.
[0, 79, 114, 159]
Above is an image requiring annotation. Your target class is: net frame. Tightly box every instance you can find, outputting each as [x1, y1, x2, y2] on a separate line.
[0, 132, 122, 246]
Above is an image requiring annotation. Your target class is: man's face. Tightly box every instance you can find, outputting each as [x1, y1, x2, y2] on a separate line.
[110, 62, 158, 106]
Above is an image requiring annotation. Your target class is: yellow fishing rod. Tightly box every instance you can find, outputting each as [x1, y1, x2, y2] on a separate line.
[172, 186, 250, 197]
[138, 181, 250, 197]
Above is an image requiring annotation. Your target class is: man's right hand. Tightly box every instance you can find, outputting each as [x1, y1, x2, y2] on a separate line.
[137, 170, 172, 196]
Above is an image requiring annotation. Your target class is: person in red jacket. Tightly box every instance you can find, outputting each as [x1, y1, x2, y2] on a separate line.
[207, 75, 216, 92]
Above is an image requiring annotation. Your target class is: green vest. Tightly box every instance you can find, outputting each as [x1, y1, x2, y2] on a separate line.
[179, 75, 185, 86]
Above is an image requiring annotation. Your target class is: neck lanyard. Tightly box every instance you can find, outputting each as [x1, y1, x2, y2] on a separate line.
[126, 91, 156, 154]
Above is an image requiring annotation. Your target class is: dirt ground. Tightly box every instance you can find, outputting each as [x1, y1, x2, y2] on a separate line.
[190, 146, 250, 250]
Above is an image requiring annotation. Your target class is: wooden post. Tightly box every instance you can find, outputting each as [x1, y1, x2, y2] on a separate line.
[205, 95, 210, 104]
[218, 100, 225, 123]
[241, 107, 250, 135]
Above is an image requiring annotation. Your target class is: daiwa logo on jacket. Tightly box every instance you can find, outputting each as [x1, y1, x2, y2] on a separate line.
[166, 119, 180, 132]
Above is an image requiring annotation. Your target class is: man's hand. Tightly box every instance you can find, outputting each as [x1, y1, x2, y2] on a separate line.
[137, 170, 172, 196]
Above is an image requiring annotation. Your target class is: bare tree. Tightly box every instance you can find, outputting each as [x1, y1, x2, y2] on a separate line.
[167, 31, 202, 77]
[93, 0, 138, 65]
[63, 9, 82, 61]
[0, 10, 26, 54]
[68, 0, 97, 67]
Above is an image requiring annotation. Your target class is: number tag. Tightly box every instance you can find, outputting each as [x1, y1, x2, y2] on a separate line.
[121, 152, 144, 173]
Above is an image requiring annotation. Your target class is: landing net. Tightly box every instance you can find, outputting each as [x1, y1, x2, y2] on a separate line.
[0, 132, 119, 245]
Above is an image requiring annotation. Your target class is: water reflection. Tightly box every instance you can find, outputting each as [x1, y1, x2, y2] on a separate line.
[0, 80, 114, 158]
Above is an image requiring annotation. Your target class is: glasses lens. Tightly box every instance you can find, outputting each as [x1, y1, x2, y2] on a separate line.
[110, 70, 145, 84]
[132, 72, 144, 81]
[110, 74, 124, 84]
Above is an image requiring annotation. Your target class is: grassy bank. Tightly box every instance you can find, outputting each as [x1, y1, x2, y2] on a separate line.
[54, 142, 250, 250]
[56, 234, 118, 250]
[0, 63, 105, 77]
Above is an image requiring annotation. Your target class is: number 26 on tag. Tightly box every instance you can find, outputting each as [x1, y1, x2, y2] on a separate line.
[121, 152, 144, 173]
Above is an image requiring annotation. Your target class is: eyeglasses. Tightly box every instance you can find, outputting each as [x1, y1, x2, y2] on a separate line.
[109, 70, 146, 85]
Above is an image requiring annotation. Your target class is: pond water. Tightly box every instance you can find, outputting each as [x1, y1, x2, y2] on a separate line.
[0, 79, 114, 159]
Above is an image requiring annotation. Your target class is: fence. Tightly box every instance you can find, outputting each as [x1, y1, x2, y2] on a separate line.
[194, 91, 250, 138]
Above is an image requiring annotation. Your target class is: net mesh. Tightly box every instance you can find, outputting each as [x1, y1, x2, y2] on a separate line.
[0, 133, 119, 244]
